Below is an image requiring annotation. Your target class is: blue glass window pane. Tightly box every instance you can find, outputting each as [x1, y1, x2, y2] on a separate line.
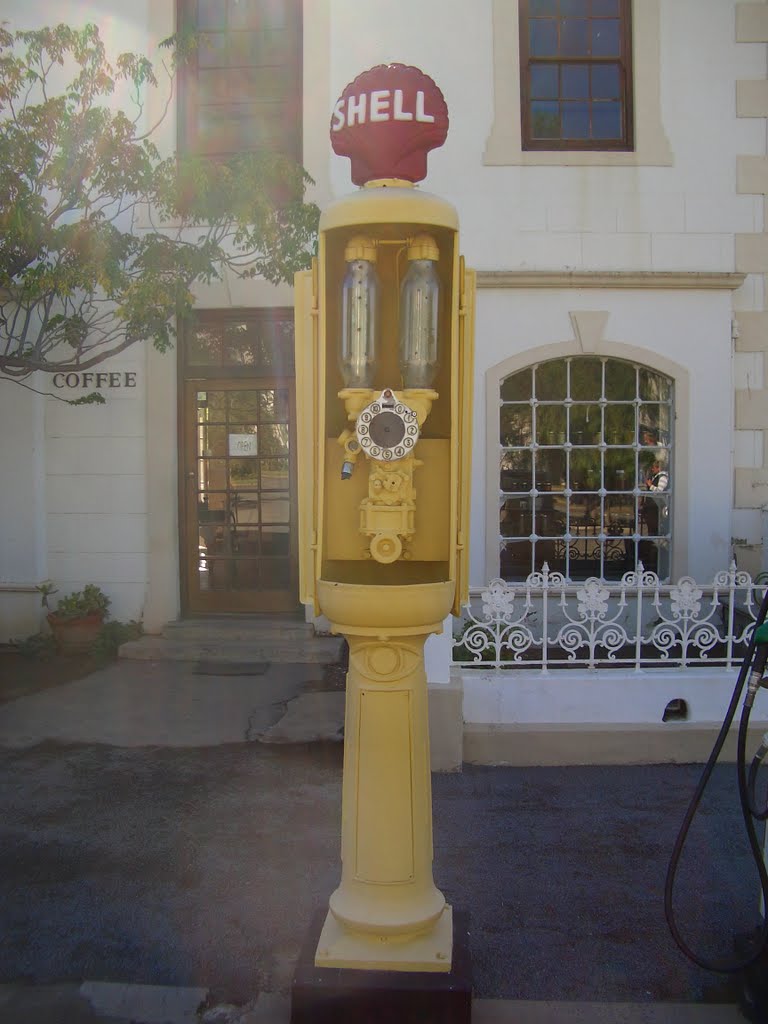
[530, 19, 558, 56]
[531, 65, 559, 99]
[592, 101, 621, 138]
[561, 0, 588, 13]
[592, 0, 619, 13]
[562, 102, 590, 138]
[530, 0, 557, 13]
[591, 63, 620, 99]
[531, 101, 561, 139]
[561, 18, 589, 56]
[562, 64, 589, 98]
[592, 18, 620, 56]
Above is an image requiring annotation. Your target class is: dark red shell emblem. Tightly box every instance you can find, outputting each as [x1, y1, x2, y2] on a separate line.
[330, 64, 449, 186]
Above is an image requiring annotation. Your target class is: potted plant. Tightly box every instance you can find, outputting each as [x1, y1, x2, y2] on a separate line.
[45, 584, 111, 654]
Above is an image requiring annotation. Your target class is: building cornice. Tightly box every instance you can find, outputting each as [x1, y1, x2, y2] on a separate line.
[476, 270, 746, 290]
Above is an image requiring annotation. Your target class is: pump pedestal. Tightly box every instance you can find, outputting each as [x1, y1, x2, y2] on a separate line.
[313, 578, 454, 971]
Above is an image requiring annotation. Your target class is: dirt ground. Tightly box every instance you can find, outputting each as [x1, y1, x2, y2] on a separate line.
[0, 649, 111, 704]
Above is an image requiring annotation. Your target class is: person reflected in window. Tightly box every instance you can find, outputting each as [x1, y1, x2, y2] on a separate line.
[646, 458, 669, 495]
[641, 454, 669, 537]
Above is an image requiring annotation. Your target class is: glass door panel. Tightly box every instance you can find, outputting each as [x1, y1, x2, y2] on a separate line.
[186, 381, 297, 612]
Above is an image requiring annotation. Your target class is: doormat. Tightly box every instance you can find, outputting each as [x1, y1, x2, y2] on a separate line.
[194, 661, 270, 676]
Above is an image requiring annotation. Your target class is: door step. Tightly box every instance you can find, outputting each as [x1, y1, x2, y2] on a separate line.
[119, 617, 343, 666]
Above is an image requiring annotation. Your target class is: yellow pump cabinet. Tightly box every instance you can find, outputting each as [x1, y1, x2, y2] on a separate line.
[294, 179, 475, 972]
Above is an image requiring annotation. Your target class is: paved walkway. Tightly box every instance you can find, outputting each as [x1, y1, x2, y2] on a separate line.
[0, 657, 761, 1023]
[0, 984, 753, 1023]
[0, 659, 345, 749]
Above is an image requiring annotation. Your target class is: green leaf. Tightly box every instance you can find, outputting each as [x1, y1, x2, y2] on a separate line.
[68, 391, 106, 405]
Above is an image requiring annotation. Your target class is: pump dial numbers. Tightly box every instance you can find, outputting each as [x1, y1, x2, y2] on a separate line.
[356, 394, 419, 462]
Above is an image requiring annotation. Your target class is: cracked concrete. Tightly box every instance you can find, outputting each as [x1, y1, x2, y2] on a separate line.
[257, 692, 345, 744]
[0, 659, 333, 749]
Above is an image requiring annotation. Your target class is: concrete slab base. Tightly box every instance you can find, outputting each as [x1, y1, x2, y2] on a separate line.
[463, 721, 768, 766]
[80, 981, 208, 1023]
[292, 908, 471, 1024]
[428, 675, 464, 772]
[0, 985, 750, 1023]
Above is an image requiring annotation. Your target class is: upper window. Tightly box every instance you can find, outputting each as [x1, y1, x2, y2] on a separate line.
[519, 0, 633, 151]
[184, 310, 296, 378]
[499, 356, 673, 582]
[177, 0, 302, 161]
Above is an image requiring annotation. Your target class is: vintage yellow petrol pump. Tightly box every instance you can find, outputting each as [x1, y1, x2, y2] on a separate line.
[293, 64, 474, 982]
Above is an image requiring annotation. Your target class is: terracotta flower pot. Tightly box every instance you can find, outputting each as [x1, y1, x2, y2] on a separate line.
[47, 612, 104, 654]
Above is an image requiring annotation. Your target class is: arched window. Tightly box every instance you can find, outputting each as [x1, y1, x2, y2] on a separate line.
[499, 355, 673, 581]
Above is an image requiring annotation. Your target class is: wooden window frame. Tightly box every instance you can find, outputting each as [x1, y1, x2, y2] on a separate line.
[176, 0, 302, 162]
[519, 0, 634, 152]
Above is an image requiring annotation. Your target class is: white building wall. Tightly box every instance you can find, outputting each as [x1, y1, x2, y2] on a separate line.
[0, 385, 47, 641]
[1, 0, 765, 651]
[472, 286, 734, 587]
[44, 354, 148, 625]
[327, 1, 765, 274]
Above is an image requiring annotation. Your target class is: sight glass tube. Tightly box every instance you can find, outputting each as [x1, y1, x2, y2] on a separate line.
[399, 234, 440, 389]
[340, 235, 379, 388]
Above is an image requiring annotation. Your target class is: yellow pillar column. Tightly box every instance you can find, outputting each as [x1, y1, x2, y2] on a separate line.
[315, 626, 452, 972]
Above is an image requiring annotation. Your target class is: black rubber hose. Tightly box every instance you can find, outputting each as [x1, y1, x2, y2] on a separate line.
[664, 589, 768, 973]
[747, 747, 768, 822]
[735, 663, 768, 959]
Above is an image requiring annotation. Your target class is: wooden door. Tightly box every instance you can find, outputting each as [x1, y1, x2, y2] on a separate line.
[183, 379, 298, 613]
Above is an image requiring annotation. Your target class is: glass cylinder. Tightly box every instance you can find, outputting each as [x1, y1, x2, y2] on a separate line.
[340, 236, 379, 388]
[399, 235, 440, 389]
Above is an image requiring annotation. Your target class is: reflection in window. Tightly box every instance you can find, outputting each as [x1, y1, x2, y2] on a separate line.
[519, 0, 633, 150]
[499, 356, 673, 581]
[177, 0, 302, 160]
[187, 314, 295, 374]
[195, 385, 292, 592]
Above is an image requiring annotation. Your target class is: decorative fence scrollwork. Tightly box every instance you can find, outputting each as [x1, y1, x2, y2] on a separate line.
[453, 562, 763, 671]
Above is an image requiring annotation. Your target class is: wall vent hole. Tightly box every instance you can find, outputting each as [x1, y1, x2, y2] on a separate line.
[663, 698, 689, 722]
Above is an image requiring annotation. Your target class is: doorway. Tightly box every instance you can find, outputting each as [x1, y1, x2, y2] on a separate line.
[179, 311, 298, 614]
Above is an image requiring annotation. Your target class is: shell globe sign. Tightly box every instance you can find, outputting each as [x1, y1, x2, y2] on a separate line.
[330, 64, 449, 184]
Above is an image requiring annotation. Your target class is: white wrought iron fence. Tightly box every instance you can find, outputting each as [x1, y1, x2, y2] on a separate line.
[453, 563, 766, 671]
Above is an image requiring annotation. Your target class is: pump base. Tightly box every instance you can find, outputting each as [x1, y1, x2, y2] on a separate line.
[315, 905, 452, 972]
[290, 908, 472, 1024]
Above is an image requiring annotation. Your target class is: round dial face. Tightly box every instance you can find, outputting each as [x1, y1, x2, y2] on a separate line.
[356, 391, 419, 461]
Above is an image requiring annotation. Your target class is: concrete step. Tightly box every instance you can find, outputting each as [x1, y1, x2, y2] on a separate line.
[162, 616, 312, 642]
[120, 618, 343, 665]
[119, 636, 342, 665]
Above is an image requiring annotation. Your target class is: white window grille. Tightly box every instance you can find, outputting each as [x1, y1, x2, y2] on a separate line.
[499, 356, 673, 581]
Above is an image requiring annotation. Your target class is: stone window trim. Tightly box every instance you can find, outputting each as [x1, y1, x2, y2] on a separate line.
[484, 0, 672, 167]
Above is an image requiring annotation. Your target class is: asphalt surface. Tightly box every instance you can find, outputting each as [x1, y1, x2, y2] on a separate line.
[0, 739, 761, 1003]
[0, 657, 764, 1017]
